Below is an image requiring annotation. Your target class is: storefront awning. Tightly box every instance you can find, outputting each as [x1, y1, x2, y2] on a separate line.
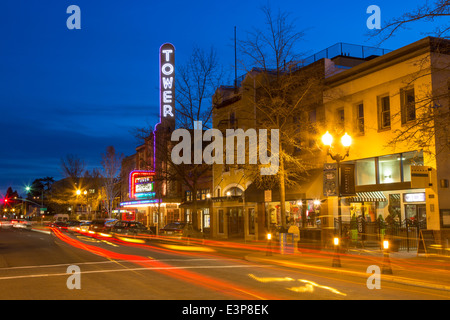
[345, 191, 387, 202]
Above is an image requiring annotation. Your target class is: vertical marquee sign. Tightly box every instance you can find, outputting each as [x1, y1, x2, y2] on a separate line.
[160, 43, 175, 130]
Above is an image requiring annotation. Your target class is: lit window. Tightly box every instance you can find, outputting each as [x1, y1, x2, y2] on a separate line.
[401, 88, 416, 124]
[356, 103, 364, 134]
[378, 95, 391, 129]
[378, 154, 401, 184]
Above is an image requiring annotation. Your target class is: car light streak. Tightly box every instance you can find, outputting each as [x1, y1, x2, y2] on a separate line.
[248, 274, 295, 283]
[160, 244, 216, 252]
[51, 227, 279, 300]
[288, 279, 347, 296]
[116, 236, 146, 244]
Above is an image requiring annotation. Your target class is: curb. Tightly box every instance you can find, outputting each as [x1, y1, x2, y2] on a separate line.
[245, 254, 450, 292]
[31, 228, 52, 235]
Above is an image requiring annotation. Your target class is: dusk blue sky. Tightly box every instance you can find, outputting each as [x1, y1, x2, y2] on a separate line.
[0, 0, 439, 195]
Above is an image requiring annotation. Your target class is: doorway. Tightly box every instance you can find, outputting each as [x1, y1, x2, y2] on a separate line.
[405, 204, 426, 228]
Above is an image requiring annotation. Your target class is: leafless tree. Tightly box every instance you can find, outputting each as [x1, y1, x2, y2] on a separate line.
[369, 0, 450, 44]
[60, 154, 86, 181]
[176, 46, 227, 130]
[236, 5, 323, 229]
[100, 146, 124, 218]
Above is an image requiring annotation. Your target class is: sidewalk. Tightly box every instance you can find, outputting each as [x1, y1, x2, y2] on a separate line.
[244, 244, 450, 292]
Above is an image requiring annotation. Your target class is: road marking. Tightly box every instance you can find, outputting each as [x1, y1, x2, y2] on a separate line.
[0, 264, 271, 281]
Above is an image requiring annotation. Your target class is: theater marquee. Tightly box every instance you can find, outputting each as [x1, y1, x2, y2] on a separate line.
[129, 170, 156, 200]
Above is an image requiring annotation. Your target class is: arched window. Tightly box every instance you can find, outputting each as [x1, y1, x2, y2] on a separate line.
[224, 187, 243, 196]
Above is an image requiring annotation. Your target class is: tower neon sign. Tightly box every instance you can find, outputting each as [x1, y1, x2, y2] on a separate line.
[160, 43, 175, 125]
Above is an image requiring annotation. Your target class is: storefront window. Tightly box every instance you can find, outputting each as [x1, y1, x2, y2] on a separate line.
[402, 151, 424, 182]
[248, 208, 255, 235]
[203, 208, 210, 228]
[378, 154, 401, 184]
[218, 209, 224, 233]
[356, 158, 376, 185]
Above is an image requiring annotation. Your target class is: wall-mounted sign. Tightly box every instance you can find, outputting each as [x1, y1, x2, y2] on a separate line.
[340, 163, 356, 196]
[160, 43, 175, 123]
[404, 192, 426, 203]
[129, 170, 156, 200]
[323, 163, 338, 197]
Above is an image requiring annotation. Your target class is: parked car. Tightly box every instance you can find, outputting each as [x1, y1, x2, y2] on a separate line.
[88, 219, 118, 233]
[111, 220, 152, 236]
[159, 222, 205, 240]
[12, 220, 32, 230]
[159, 222, 187, 238]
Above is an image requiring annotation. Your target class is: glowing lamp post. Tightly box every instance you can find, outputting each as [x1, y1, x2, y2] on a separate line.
[321, 131, 352, 237]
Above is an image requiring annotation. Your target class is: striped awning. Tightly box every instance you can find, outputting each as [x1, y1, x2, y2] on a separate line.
[345, 191, 387, 202]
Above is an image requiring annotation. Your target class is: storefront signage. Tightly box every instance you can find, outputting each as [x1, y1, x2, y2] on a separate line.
[340, 163, 356, 196]
[160, 43, 175, 120]
[129, 170, 156, 200]
[323, 163, 338, 197]
[404, 192, 425, 203]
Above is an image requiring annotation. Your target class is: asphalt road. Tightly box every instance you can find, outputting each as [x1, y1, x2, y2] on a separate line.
[0, 227, 448, 304]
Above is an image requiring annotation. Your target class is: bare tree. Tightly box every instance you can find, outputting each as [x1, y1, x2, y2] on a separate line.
[176, 46, 227, 130]
[100, 146, 124, 218]
[236, 5, 323, 229]
[60, 154, 86, 181]
[365, 0, 450, 157]
[369, 0, 450, 44]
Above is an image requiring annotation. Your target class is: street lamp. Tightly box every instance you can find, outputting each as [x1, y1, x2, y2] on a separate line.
[321, 131, 352, 237]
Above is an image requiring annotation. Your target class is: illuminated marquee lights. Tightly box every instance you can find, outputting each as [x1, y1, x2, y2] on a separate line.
[129, 170, 156, 200]
[120, 199, 159, 207]
[160, 43, 175, 119]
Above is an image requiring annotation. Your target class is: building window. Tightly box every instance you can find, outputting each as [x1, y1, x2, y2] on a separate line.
[197, 189, 211, 200]
[378, 95, 391, 129]
[218, 209, 224, 233]
[248, 208, 255, 235]
[401, 88, 416, 124]
[378, 154, 401, 184]
[336, 108, 345, 131]
[356, 103, 364, 134]
[402, 151, 424, 182]
[356, 158, 376, 185]
[203, 208, 210, 229]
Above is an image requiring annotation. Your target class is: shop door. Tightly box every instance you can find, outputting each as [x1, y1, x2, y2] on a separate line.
[405, 204, 427, 229]
[228, 207, 244, 237]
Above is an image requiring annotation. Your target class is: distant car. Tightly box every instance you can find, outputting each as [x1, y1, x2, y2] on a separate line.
[66, 220, 82, 233]
[12, 220, 32, 230]
[50, 221, 69, 231]
[88, 219, 118, 233]
[0, 219, 12, 229]
[111, 221, 152, 236]
[78, 222, 92, 233]
[159, 222, 187, 238]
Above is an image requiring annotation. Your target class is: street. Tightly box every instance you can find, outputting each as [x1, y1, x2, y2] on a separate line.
[0, 227, 449, 304]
